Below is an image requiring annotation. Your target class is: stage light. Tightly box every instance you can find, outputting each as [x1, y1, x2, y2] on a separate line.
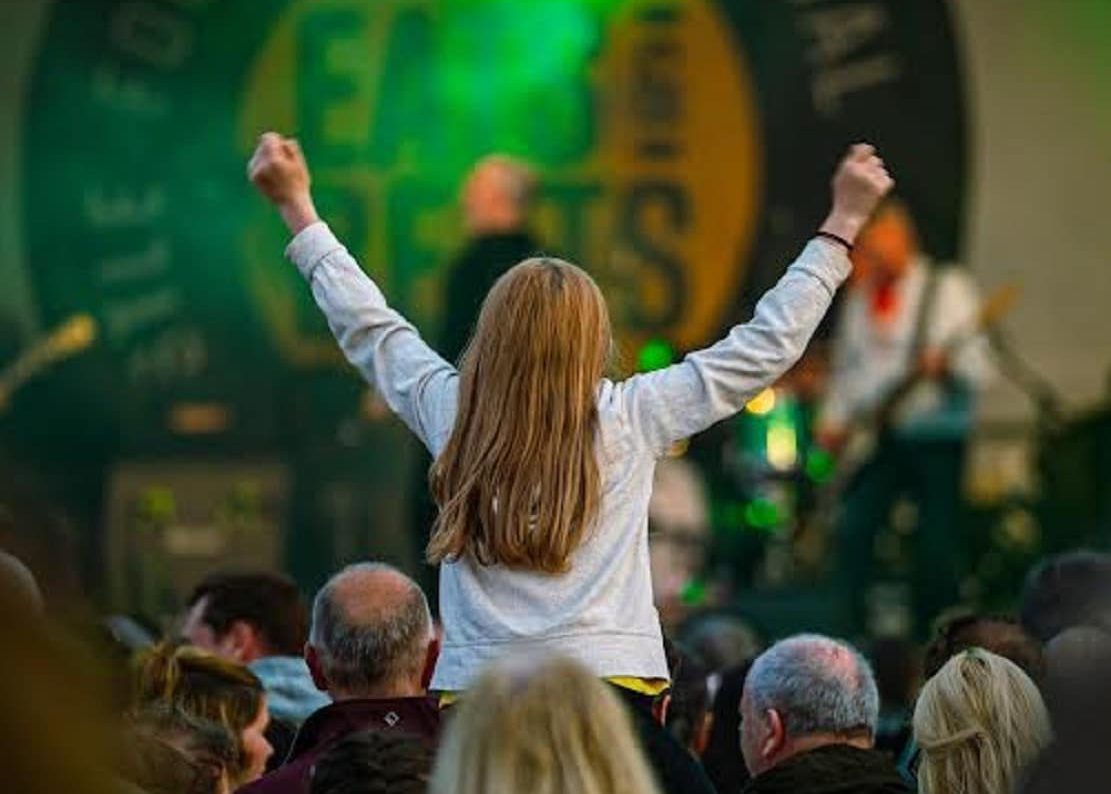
[745, 387, 776, 415]
[805, 448, 835, 483]
[744, 497, 780, 531]
[766, 420, 797, 471]
[637, 338, 674, 372]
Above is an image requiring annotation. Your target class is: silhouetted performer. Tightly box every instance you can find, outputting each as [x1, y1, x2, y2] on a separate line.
[413, 156, 542, 599]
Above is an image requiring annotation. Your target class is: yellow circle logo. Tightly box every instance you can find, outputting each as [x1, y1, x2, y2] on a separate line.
[239, 0, 759, 365]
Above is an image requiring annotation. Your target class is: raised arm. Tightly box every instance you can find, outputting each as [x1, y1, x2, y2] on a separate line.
[248, 132, 457, 453]
[615, 144, 894, 455]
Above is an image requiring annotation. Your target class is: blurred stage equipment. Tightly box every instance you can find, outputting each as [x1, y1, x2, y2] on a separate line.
[103, 461, 288, 621]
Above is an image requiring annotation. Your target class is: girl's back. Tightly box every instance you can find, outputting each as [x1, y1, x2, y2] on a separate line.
[285, 224, 850, 691]
[251, 134, 892, 691]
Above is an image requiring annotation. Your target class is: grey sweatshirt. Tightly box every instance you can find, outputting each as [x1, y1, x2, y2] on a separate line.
[287, 223, 851, 690]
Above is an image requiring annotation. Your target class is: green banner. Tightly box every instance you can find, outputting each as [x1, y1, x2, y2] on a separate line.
[15, 0, 964, 460]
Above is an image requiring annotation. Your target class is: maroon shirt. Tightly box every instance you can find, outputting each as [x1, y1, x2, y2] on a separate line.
[236, 697, 441, 794]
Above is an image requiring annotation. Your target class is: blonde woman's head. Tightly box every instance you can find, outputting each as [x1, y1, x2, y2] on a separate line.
[428, 257, 612, 574]
[429, 653, 660, 794]
[914, 648, 1050, 794]
[133, 642, 272, 786]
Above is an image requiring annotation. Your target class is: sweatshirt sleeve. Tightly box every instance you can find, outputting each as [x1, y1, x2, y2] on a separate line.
[611, 238, 852, 455]
[286, 222, 458, 454]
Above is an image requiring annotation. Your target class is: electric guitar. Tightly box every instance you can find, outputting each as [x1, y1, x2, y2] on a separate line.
[828, 284, 1019, 492]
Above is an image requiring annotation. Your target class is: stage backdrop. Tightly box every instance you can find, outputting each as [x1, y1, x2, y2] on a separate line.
[6, 0, 966, 437]
[0, 0, 971, 596]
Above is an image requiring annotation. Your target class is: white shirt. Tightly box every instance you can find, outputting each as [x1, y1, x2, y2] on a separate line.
[821, 257, 993, 438]
[287, 222, 851, 690]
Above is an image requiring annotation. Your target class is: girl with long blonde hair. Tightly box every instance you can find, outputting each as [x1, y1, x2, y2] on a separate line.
[914, 648, 1051, 794]
[249, 133, 892, 694]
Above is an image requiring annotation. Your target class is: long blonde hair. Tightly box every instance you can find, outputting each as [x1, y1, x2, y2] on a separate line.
[429, 653, 661, 794]
[914, 648, 1051, 794]
[428, 257, 611, 573]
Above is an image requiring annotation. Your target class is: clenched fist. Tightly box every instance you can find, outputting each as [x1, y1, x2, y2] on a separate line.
[821, 143, 895, 245]
[248, 132, 319, 234]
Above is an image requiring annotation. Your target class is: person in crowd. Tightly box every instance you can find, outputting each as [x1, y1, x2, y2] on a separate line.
[680, 613, 764, 675]
[308, 730, 432, 794]
[923, 613, 1044, 682]
[133, 642, 274, 787]
[1019, 550, 1111, 643]
[239, 563, 439, 794]
[0, 548, 44, 614]
[702, 662, 754, 794]
[429, 653, 662, 794]
[1021, 626, 1111, 793]
[247, 131, 892, 703]
[649, 458, 712, 633]
[181, 571, 328, 728]
[607, 638, 716, 794]
[1041, 624, 1111, 739]
[0, 587, 120, 794]
[914, 648, 1050, 794]
[118, 705, 238, 794]
[440, 154, 541, 365]
[817, 199, 993, 637]
[894, 614, 1043, 786]
[662, 640, 713, 756]
[740, 634, 909, 794]
[869, 637, 918, 758]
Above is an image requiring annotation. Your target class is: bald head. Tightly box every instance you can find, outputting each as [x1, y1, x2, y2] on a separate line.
[308, 563, 432, 698]
[0, 551, 43, 615]
[461, 154, 537, 235]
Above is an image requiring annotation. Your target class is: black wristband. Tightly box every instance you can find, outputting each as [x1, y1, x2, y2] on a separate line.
[815, 230, 854, 252]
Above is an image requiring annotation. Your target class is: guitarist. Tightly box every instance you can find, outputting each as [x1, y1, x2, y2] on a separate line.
[816, 199, 993, 638]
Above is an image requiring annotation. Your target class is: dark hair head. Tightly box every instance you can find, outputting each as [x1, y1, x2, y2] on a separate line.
[1020, 551, 1111, 643]
[702, 662, 753, 794]
[678, 612, 763, 673]
[924, 613, 1044, 683]
[663, 639, 711, 752]
[310, 730, 432, 794]
[187, 571, 309, 656]
[869, 636, 918, 711]
[1042, 625, 1111, 742]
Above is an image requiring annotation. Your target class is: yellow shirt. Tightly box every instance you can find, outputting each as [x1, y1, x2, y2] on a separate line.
[438, 676, 668, 707]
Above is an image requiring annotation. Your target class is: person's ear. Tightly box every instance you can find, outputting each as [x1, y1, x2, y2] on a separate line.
[762, 708, 787, 761]
[220, 620, 263, 663]
[304, 644, 328, 692]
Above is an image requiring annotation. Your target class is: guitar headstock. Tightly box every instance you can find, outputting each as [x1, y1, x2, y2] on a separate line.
[978, 284, 1020, 328]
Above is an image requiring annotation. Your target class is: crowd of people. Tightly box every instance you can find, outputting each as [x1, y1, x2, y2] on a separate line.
[6, 549, 1111, 794]
[2, 135, 1108, 794]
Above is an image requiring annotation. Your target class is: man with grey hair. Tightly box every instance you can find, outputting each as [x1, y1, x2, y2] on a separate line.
[740, 634, 909, 794]
[239, 563, 439, 794]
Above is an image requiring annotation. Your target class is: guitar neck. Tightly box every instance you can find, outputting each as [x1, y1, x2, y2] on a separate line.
[873, 325, 982, 427]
